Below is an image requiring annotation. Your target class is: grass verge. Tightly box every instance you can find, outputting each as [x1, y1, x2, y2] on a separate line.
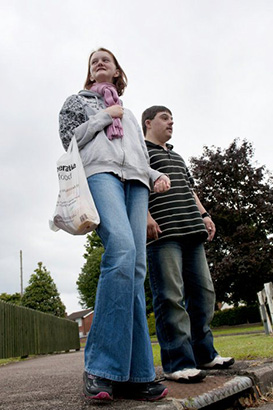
[213, 333, 273, 360]
[0, 357, 23, 366]
[212, 324, 263, 336]
[152, 328, 272, 366]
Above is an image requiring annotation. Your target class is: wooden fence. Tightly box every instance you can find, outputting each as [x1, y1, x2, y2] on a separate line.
[0, 300, 80, 359]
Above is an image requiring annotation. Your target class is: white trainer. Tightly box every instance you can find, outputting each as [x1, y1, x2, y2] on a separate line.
[164, 368, 206, 383]
[200, 355, 235, 369]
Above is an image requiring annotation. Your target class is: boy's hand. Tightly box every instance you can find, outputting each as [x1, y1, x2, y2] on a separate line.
[147, 213, 162, 240]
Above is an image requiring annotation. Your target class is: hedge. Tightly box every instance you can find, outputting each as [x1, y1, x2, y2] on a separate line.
[211, 305, 261, 327]
[147, 305, 261, 336]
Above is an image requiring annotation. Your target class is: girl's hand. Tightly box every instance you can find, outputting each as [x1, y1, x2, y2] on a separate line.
[154, 175, 171, 193]
[105, 105, 124, 119]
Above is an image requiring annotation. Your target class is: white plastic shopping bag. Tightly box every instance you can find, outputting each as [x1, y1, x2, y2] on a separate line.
[49, 136, 100, 235]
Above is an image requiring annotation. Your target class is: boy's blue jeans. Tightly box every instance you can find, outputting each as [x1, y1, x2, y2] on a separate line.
[147, 238, 218, 373]
[84, 173, 155, 382]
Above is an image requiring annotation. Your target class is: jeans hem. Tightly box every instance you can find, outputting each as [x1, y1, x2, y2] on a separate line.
[85, 368, 129, 382]
[128, 373, 156, 383]
[85, 368, 156, 383]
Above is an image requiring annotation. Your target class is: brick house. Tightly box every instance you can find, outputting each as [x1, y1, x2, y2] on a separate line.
[67, 308, 94, 338]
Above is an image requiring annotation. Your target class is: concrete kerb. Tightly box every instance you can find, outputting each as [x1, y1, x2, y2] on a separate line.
[244, 361, 273, 395]
[178, 376, 253, 409]
[154, 359, 273, 409]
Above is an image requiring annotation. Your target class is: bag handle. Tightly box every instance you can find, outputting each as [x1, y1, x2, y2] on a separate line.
[67, 136, 78, 154]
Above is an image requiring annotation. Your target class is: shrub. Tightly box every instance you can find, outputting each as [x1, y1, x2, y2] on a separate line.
[147, 305, 261, 336]
[211, 305, 261, 327]
[147, 312, 156, 336]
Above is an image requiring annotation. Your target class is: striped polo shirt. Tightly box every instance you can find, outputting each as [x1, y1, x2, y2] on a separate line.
[146, 141, 208, 245]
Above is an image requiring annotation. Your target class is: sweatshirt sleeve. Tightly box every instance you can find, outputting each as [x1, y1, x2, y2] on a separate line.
[59, 94, 113, 150]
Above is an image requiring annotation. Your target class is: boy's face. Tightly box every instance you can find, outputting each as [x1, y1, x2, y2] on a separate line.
[149, 111, 173, 143]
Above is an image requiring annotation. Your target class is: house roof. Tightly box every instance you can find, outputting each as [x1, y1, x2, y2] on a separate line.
[67, 308, 93, 321]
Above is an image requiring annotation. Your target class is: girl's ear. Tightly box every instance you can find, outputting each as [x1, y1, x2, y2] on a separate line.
[114, 70, 120, 78]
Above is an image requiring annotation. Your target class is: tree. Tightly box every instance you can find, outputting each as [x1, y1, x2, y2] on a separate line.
[77, 231, 154, 314]
[21, 262, 66, 317]
[77, 232, 104, 309]
[0, 292, 22, 305]
[189, 139, 273, 306]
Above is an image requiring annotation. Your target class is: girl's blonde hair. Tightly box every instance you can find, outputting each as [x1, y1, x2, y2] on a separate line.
[84, 47, 128, 96]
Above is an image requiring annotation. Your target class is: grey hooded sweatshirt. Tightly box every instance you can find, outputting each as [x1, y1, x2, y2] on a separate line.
[59, 90, 162, 190]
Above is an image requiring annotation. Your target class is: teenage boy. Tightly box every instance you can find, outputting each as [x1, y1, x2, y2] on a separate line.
[142, 106, 234, 383]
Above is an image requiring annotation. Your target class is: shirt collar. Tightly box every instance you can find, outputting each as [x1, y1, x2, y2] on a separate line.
[145, 140, 174, 151]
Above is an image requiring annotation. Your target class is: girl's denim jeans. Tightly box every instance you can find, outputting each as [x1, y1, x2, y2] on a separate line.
[85, 173, 155, 382]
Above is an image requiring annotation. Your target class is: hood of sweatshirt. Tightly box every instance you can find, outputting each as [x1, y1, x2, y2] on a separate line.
[78, 89, 101, 98]
[78, 89, 124, 107]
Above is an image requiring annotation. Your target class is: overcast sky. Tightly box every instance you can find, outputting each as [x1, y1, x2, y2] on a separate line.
[1, 0, 272, 315]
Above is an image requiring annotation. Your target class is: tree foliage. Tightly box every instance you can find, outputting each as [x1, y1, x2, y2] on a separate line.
[189, 139, 273, 306]
[77, 231, 154, 314]
[77, 232, 104, 309]
[0, 292, 22, 305]
[21, 262, 66, 317]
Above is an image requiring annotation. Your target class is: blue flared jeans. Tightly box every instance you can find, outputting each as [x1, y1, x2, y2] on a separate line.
[84, 173, 155, 382]
[147, 238, 218, 373]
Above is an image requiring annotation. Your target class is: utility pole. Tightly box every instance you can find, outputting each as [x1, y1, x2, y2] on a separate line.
[20, 250, 23, 296]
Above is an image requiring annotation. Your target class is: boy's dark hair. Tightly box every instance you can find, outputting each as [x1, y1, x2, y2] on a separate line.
[141, 106, 172, 136]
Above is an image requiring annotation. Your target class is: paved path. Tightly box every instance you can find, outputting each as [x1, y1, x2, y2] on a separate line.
[0, 351, 176, 410]
[1, 350, 273, 409]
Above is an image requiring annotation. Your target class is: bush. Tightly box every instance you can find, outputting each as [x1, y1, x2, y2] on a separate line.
[211, 305, 261, 327]
[147, 312, 156, 336]
[147, 305, 261, 337]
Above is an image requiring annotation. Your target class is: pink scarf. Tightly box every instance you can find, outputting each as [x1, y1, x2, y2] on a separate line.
[91, 82, 123, 141]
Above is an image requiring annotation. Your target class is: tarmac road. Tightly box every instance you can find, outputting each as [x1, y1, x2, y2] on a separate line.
[1, 349, 273, 410]
[0, 350, 176, 410]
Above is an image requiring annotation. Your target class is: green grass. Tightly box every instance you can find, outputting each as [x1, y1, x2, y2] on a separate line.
[212, 324, 263, 336]
[213, 333, 273, 360]
[0, 357, 22, 366]
[150, 324, 263, 341]
[152, 344, 162, 366]
[152, 326, 272, 366]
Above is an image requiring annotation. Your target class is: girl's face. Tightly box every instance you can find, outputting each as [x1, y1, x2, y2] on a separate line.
[90, 51, 119, 84]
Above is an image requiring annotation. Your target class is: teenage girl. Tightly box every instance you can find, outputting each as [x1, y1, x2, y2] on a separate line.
[59, 48, 170, 401]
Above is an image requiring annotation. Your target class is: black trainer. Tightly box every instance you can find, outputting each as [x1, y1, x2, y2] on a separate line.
[83, 371, 113, 400]
[114, 380, 168, 401]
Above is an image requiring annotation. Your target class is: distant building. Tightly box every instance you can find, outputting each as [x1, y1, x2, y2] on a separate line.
[67, 308, 94, 338]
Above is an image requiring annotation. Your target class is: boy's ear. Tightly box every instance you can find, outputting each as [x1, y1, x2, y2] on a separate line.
[145, 119, 152, 129]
